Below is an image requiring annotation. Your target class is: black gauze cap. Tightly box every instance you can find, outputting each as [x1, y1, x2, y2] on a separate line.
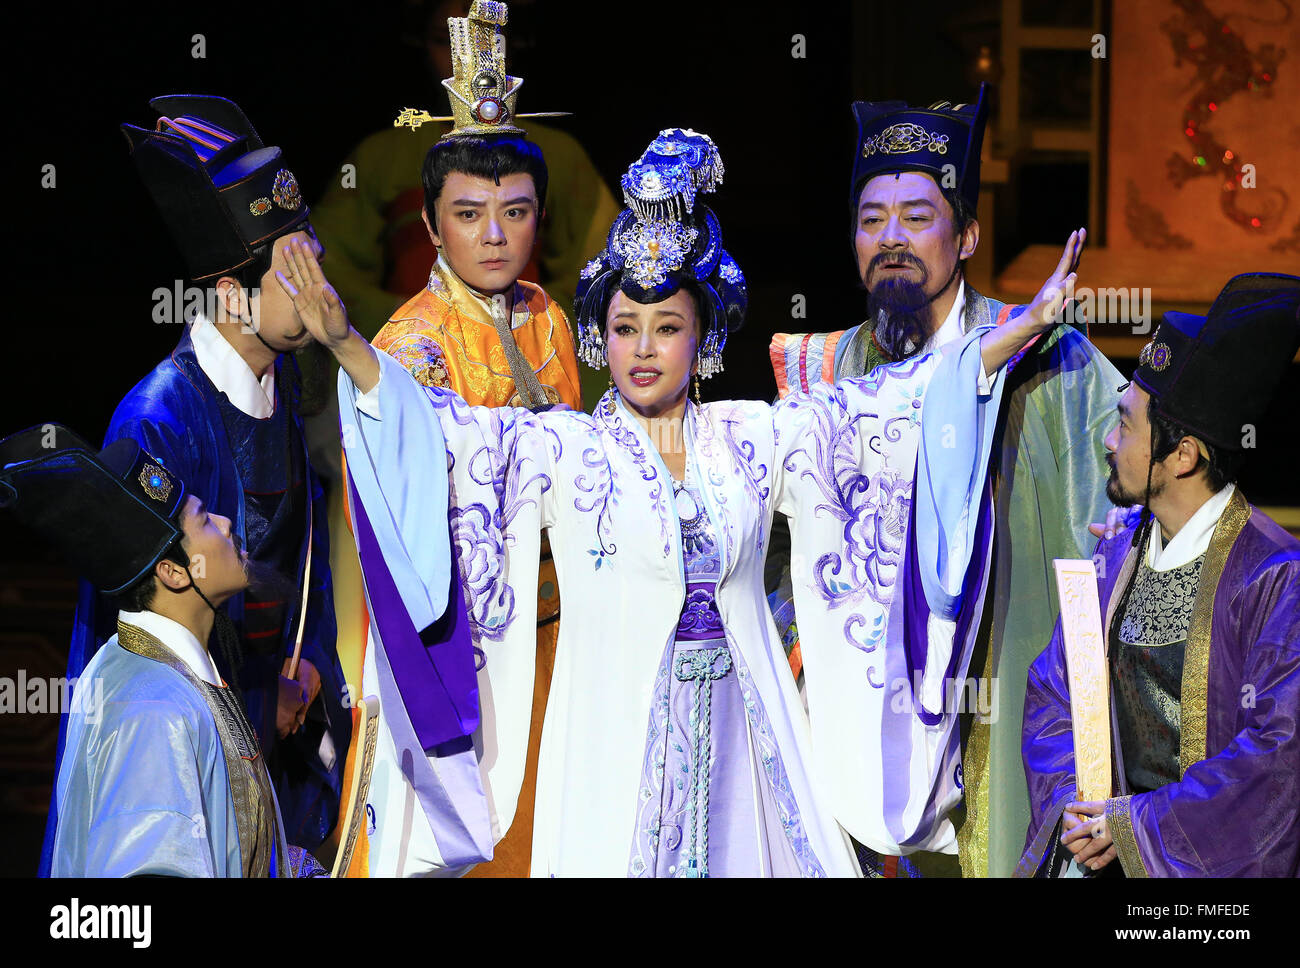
[1134, 272, 1300, 451]
[121, 94, 310, 281]
[0, 426, 187, 594]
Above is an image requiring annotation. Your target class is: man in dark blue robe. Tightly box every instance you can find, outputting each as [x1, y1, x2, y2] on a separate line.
[40, 96, 350, 875]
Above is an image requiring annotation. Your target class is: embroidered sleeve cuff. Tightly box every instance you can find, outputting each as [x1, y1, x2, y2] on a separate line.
[1105, 794, 1149, 878]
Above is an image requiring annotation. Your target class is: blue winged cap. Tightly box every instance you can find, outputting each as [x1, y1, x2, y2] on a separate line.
[850, 82, 989, 214]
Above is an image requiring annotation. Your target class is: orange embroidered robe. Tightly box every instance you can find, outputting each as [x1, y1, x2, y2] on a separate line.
[372, 257, 581, 877]
[372, 256, 582, 411]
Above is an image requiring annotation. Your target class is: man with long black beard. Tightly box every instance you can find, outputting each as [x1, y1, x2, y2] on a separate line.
[768, 84, 1124, 877]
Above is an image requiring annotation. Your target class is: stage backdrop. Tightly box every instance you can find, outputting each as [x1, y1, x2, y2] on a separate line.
[1107, 0, 1300, 260]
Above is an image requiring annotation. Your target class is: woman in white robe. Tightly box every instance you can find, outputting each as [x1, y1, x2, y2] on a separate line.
[281, 130, 1072, 876]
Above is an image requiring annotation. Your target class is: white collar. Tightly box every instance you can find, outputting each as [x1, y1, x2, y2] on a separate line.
[190, 313, 277, 419]
[1147, 484, 1236, 571]
[117, 609, 224, 687]
[920, 280, 966, 355]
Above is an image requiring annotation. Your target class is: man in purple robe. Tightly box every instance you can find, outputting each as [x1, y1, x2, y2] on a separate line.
[1018, 272, 1300, 878]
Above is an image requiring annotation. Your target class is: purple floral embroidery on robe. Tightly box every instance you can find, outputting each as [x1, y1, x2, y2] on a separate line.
[779, 360, 927, 672]
[426, 387, 552, 640]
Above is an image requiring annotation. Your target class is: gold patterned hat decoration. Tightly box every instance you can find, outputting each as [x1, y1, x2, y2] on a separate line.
[850, 82, 989, 214]
[138, 462, 174, 503]
[1137, 339, 1171, 372]
[393, 1, 568, 139]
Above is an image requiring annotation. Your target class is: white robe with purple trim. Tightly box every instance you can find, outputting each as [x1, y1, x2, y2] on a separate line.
[341, 328, 1004, 875]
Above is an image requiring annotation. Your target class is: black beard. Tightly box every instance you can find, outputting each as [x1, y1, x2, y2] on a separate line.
[1105, 458, 1161, 508]
[867, 273, 933, 361]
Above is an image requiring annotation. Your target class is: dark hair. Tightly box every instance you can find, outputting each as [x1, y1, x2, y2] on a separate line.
[115, 538, 190, 613]
[421, 135, 548, 225]
[938, 185, 976, 243]
[1148, 397, 1243, 492]
[678, 282, 706, 341]
[226, 243, 273, 291]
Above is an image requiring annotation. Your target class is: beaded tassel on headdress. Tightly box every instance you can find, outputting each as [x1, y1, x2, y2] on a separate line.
[578, 329, 607, 369]
[620, 128, 725, 222]
[698, 328, 726, 378]
[575, 128, 745, 380]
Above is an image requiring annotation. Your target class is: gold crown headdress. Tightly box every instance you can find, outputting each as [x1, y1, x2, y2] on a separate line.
[393, 1, 567, 139]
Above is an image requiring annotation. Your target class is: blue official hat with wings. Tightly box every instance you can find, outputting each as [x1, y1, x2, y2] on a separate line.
[850, 82, 989, 215]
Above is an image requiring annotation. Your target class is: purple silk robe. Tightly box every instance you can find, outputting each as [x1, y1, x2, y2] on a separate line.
[1018, 489, 1300, 877]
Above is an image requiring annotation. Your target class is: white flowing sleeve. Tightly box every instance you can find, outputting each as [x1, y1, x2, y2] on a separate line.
[768, 334, 1007, 854]
[769, 355, 943, 670]
[338, 352, 556, 873]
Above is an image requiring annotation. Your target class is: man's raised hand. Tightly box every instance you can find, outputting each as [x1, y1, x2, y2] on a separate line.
[1025, 228, 1087, 333]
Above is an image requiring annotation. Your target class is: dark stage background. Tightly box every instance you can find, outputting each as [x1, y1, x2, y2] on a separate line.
[1, 0, 1295, 877]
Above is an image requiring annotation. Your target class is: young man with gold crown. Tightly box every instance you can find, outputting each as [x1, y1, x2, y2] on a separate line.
[765, 85, 1124, 878]
[357, 0, 582, 875]
[310, 0, 618, 365]
[371, 1, 582, 412]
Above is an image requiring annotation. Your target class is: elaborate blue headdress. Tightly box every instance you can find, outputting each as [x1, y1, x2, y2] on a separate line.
[574, 128, 747, 378]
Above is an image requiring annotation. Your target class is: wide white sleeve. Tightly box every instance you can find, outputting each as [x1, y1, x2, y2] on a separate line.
[766, 364, 918, 851]
[769, 351, 997, 853]
[339, 352, 556, 872]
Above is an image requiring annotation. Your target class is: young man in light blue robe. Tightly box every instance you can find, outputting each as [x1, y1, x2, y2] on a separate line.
[0, 425, 324, 877]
